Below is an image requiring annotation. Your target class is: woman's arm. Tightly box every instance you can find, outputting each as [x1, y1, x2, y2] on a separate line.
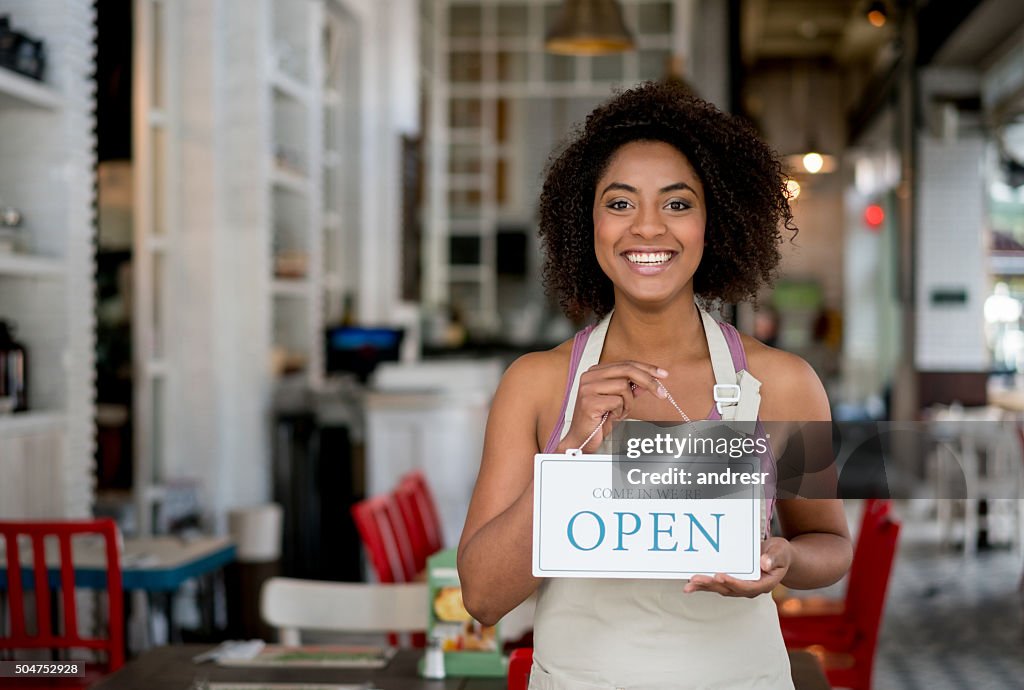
[775, 498, 851, 589]
[684, 344, 852, 596]
[458, 348, 670, 622]
[457, 353, 549, 626]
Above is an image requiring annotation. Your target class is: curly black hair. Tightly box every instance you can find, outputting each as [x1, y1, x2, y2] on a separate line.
[538, 80, 796, 320]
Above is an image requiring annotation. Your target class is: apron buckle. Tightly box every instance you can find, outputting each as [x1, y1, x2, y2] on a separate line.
[713, 383, 741, 414]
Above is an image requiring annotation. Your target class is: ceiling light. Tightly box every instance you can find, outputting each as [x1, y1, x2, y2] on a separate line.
[545, 0, 635, 56]
[802, 152, 824, 174]
[866, 1, 887, 28]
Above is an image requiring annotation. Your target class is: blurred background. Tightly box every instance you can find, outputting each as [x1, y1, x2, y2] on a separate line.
[1, 1, 1024, 688]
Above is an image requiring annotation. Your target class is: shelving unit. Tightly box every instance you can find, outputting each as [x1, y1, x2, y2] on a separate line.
[262, 0, 359, 386]
[0, 0, 97, 519]
[265, 0, 325, 385]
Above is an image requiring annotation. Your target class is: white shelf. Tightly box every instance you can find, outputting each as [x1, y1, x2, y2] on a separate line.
[0, 66, 62, 110]
[270, 165, 311, 196]
[270, 69, 312, 104]
[0, 411, 66, 436]
[0, 253, 66, 278]
[272, 278, 312, 297]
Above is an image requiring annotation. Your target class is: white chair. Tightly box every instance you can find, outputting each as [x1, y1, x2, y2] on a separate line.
[928, 404, 1024, 555]
[260, 577, 428, 646]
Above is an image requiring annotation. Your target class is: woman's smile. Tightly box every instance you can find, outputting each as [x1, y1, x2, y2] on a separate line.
[621, 247, 679, 275]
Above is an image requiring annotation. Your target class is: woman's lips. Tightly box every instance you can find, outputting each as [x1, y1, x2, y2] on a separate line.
[621, 249, 678, 275]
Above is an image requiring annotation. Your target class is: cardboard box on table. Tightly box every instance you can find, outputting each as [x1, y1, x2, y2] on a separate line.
[420, 548, 504, 678]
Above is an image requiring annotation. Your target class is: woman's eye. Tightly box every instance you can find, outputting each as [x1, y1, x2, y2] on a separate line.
[607, 200, 631, 210]
[665, 200, 690, 211]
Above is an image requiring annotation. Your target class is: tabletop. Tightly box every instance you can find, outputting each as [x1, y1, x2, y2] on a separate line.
[0, 535, 235, 591]
[92, 645, 832, 690]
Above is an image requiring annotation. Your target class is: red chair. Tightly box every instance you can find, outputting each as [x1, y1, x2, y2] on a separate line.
[399, 470, 443, 555]
[350, 495, 422, 647]
[393, 473, 444, 574]
[0, 519, 124, 688]
[781, 506, 902, 690]
[778, 499, 891, 641]
[350, 495, 417, 584]
[508, 647, 534, 690]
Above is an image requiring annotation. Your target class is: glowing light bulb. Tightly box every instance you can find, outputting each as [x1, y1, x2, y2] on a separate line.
[785, 178, 801, 200]
[802, 152, 824, 174]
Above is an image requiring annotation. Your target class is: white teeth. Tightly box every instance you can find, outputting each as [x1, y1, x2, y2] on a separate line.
[625, 251, 673, 265]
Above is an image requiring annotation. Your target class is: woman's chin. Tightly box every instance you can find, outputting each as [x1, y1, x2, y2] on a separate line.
[615, 285, 692, 309]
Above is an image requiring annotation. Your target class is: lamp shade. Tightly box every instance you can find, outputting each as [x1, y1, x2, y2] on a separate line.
[545, 0, 635, 56]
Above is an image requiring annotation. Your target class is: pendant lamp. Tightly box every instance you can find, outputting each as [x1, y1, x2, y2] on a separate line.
[545, 0, 635, 56]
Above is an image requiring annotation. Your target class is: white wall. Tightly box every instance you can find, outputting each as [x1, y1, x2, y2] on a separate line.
[915, 133, 990, 370]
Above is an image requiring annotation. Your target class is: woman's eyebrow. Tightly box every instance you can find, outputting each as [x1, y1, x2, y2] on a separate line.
[600, 182, 637, 196]
[659, 182, 697, 194]
[600, 181, 697, 196]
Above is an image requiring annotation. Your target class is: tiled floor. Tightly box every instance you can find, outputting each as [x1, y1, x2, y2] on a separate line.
[848, 501, 1024, 689]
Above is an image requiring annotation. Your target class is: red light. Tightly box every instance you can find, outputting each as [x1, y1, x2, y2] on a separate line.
[864, 204, 885, 229]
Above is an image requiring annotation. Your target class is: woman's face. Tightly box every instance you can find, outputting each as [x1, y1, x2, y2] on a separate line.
[592, 140, 707, 310]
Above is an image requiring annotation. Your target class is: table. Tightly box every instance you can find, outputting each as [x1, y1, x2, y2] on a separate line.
[0, 536, 236, 642]
[0, 535, 235, 591]
[92, 645, 832, 690]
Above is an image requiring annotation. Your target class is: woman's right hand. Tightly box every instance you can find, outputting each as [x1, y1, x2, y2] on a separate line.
[558, 361, 669, 453]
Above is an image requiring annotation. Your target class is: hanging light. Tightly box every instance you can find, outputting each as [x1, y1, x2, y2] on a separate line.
[545, 0, 635, 56]
[866, 1, 888, 28]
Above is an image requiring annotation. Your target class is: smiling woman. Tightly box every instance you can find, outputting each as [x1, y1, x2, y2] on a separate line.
[457, 81, 851, 690]
[538, 81, 796, 320]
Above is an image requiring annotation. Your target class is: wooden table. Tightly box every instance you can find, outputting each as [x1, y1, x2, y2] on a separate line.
[92, 645, 832, 689]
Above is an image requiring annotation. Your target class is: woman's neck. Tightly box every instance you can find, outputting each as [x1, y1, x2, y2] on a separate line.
[604, 296, 708, 362]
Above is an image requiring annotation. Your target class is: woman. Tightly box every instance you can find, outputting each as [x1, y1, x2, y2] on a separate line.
[458, 81, 852, 689]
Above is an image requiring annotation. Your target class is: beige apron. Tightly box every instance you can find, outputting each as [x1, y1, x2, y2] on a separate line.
[530, 309, 794, 690]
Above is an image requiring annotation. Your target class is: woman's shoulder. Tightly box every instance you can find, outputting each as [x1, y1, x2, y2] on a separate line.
[502, 337, 575, 392]
[737, 332, 830, 422]
[492, 337, 576, 403]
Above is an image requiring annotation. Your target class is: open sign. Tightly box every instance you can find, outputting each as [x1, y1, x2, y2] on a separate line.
[532, 455, 762, 580]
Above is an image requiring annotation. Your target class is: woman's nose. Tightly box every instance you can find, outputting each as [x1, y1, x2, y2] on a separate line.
[631, 204, 666, 238]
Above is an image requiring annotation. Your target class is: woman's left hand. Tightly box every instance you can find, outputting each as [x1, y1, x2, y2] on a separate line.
[682, 537, 792, 597]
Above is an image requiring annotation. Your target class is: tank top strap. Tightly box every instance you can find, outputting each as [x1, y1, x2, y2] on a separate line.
[542, 322, 597, 454]
[718, 320, 750, 372]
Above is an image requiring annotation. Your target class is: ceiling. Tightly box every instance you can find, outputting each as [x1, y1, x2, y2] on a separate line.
[741, 0, 896, 65]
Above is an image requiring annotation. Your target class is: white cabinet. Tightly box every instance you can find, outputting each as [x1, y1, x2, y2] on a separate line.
[365, 359, 502, 546]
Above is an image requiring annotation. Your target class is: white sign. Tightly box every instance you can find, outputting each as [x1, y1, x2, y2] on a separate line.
[532, 454, 762, 580]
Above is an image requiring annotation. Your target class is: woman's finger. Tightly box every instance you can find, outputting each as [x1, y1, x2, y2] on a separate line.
[584, 364, 666, 399]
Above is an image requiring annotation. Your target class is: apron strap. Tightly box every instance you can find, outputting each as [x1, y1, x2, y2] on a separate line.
[699, 307, 762, 429]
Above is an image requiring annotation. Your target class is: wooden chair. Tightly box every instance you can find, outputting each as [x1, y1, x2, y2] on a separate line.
[259, 577, 427, 646]
[0, 519, 124, 688]
[780, 506, 902, 690]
